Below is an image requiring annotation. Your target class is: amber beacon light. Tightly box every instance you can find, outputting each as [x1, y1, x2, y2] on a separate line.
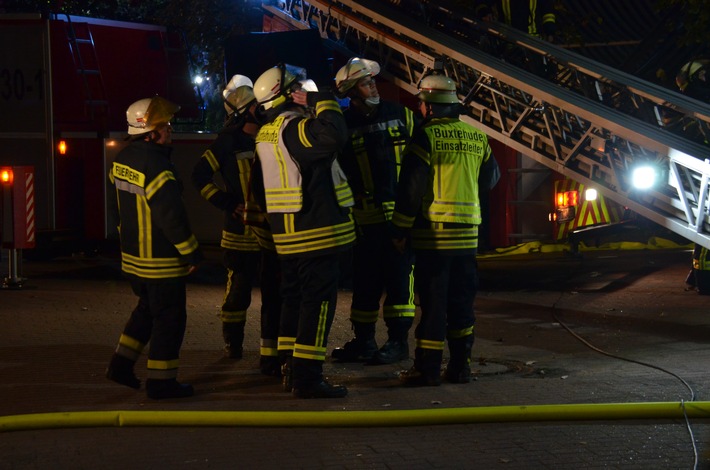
[0, 167, 14, 185]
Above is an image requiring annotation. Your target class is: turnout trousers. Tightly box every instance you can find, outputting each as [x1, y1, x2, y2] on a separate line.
[413, 251, 478, 376]
[350, 223, 415, 339]
[278, 253, 341, 388]
[221, 249, 260, 326]
[222, 248, 281, 348]
[115, 279, 187, 380]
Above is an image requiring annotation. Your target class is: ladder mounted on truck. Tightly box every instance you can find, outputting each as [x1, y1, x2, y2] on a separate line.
[264, 0, 710, 249]
[60, 14, 109, 124]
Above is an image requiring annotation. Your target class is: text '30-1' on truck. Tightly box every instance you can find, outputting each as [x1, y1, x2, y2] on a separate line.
[0, 13, 223, 259]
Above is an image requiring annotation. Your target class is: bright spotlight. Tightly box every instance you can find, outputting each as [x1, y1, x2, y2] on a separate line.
[631, 165, 657, 190]
[193, 75, 204, 85]
[584, 188, 598, 201]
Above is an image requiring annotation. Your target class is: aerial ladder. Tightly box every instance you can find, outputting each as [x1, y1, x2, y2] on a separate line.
[263, 0, 710, 249]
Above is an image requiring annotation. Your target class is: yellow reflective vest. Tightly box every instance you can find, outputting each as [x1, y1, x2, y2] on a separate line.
[392, 117, 499, 252]
[253, 97, 356, 257]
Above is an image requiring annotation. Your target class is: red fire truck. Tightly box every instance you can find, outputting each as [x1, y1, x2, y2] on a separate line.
[0, 13, 221, 258]
[550, 177, 627, 242]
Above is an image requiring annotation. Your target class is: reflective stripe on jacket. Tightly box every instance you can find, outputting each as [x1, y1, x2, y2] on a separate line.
[392, 117, 499, 252]
[109, 140, 202, 279]
[254, 96, 356, 257]
[191, 127, 259, 252]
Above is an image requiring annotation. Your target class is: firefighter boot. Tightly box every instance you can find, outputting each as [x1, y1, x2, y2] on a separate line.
[281, 354, 293, 392]
[291, 357, 347, 399]
[260, 355, 282, 378]
[293, 380, 348, 399]
[443, 335, 474, 384]
[222, 322, 245, 359]
[370, 318, 412, 364]
[146, 378, 194, 400]
[106, 353, 140, 390]
[331, 321, 378, 362]
[399, 348, 442, 386]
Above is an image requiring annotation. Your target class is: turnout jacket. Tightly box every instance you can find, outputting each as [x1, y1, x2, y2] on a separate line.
[339, 101, 416, 225]
[391, 116, 500, 254]
[252, 92, 356, 258]
[109, 140, 203, 280]
[191, 125, 260, 252]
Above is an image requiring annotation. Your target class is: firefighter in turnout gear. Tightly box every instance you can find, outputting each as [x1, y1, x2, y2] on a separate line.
[330, 57, 417, 365]
[106, 96, 204, 399]
[676, 59, 710, 103]
[391, 73, 500, 386]
[476, 0, 556, 41]
[250, 64, 355, 398]
[686, 244, 710, 295]
[191, 75, 282, 376]
[476, 0, 557, 77]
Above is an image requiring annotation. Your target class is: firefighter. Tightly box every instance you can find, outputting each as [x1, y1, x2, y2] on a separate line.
[329, 57, 417, 365]
[685, 244, 710, 295]
[391, 73, 500, 386]
[476, 0, 557, 77]
[475, 0, 556, 41]
[250, 64, 355, 398]
[676, 59, 710, 103]
[106, 96, 204, 399]
[191, 75, 282, 376]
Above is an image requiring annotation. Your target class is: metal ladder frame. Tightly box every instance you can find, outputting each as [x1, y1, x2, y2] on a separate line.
[264, 0, 710, 248]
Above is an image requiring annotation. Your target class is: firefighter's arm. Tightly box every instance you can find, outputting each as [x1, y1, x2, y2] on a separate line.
[243, 157, 268, 228]
[191, 138, 237, 212]
[403, 105, 419, 140]
[338, 139, 367, 200]
[148, 168, 204, 266]
[288, 91, 348, 154]
[106, 169, 120, 234]
[479, 142, 501, 190]
[390, 134, 431, 249]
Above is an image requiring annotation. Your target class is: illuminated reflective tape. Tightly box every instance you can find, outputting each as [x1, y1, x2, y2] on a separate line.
[25, 172, 35, 243]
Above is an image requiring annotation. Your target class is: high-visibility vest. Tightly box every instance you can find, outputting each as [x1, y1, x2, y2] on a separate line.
[420, 119, 492, 226]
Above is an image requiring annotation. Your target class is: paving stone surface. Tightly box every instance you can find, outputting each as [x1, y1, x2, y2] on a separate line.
[1, 247, 709, 469]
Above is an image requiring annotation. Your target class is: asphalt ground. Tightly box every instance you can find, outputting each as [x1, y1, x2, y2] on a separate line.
[1, 244, 709, 469]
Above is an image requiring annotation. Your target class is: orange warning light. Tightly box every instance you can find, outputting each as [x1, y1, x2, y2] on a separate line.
[0, 167, 14, 185]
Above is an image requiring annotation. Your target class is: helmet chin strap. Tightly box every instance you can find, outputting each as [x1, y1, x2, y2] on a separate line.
[350, 95, 379, 115]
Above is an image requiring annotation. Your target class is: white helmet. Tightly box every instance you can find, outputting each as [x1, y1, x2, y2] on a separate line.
[223, 74, 255, 116]
[298, 79, 318, 92]
[417, 74, 459, 104]
[335, 57, 380, 97]
[126, 96, 180, 135]
[253, 65, 298, 111]
[676, 59, 710, 92]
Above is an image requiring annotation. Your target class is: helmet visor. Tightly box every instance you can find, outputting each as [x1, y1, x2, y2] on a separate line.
[145, 96, 180, 130]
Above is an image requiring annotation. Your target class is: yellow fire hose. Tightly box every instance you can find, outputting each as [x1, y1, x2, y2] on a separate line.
[1, 401, 709, 432]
